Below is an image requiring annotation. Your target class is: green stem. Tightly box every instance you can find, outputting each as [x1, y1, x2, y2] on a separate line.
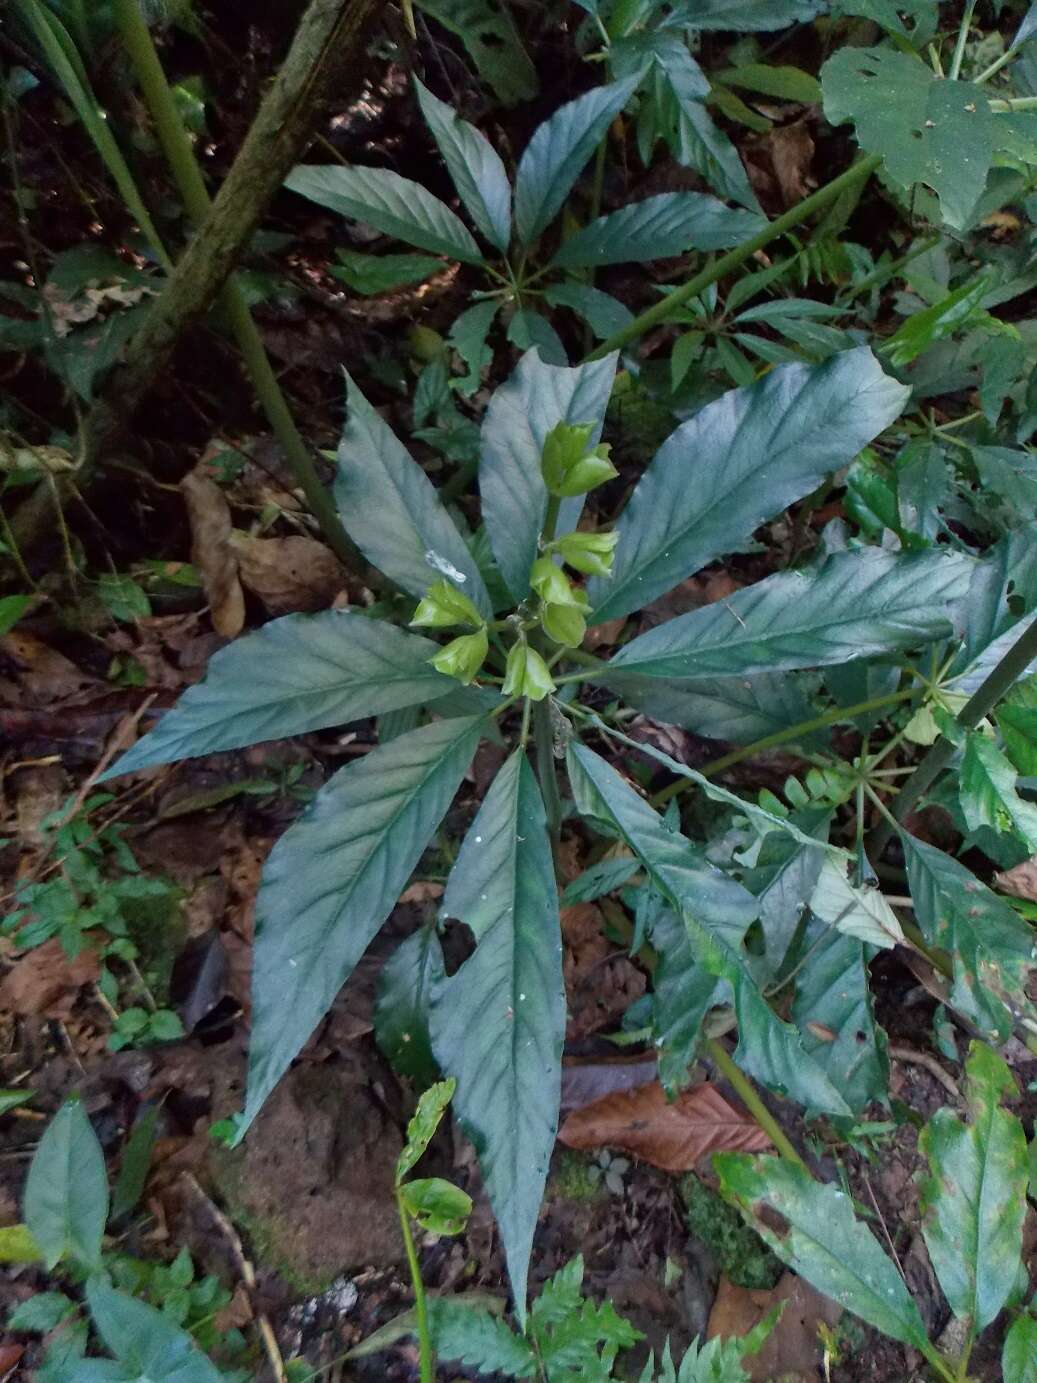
[581, 153, 882, 361]
[533, 699, 563, 854]
[112, 0, 357, 570]
[837, 233, 941, 301]
[396, 1192, 433, 1383]
[651, 686, 917, 807]
[868, 616, 1037, 858]
[975, 45, 1016, 84]
[706, 1039, 806, 1170]
[948, 1, 976, 83]
[989, 95, 1037, 110]
[541, 494, 562, 546]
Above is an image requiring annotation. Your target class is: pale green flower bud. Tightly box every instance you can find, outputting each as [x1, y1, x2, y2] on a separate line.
[541, 603, 586, 648]
[429, 629, 488, 684]
[541, 421, 618, 497]
[502, 643, 556, 701]
[530, 556, 582, 608]
[411, 580, 484, 630]
[552, 529, 620, 577]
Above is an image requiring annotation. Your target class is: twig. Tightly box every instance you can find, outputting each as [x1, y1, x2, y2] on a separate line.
[888, 1044, 960, 1100]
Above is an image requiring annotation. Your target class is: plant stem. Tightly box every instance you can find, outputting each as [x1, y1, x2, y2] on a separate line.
[534, 699, 563, 854]
[948, 0, 976, 82]
[989, 94, 1037, 110]
[582, 153, 882, 360]
[706, 1039, 807, 1170]
[111, 0, 358, 569]
[837, 233, 941, 301]
[868, 616, 1037, 857]
[542, 494, 562, 546]
[651, 687, 917, 807]
[396, 1192, 433, 1383]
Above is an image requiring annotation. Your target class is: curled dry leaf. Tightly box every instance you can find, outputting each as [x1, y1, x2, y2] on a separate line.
[994, 856, 1037, 902]
[229, 532, 348, 614]
[707, 1272, 841, 1383]
[0, 936, 100, 1017]
[558, 1079, 772, 1172]
[181, 469, 244, 638]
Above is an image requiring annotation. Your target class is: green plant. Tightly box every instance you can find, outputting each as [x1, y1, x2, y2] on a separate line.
[98, 324, 1037, 1325]
[285, 72, 764, 380]
[2, 793, 184, 1049]
[717, 1041, 1034, 1383]
[6, 1099, 249, 1380]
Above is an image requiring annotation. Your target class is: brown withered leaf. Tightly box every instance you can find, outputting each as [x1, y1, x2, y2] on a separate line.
[0, 937, 100, 1016]
[767, 119, 815, 206]
[707, 1272, 840, 1382]
[230, 532, 347, 614]
[181, 469, 244, 638]
[558, 1080, 772, 1171]
[994, 856, 1037, 902]
[561, 903, 646, 1038]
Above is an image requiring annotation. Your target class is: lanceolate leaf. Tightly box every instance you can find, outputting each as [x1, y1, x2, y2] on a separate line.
[675, 97, 762, 212]
[609, 551, 970, 678]
[284, 164, 483, 262]
[543, 282, 634, 339]
[101, 613, 459, 779]
[414, 78, 512, 251]
[918, 1042, 1028, 1333]
[240, 716, 485, 1135]
[550, 192, 765, 268]
[337, 374, 492, 615]
[588, 350, 910, 623]
[652, 906, 724, 1092]
[23, 1100, 107, 1270]
[513, 77, 640, 245]
[715, 1154, 930, 1350]
[85, 1279, 223, 1383]
[791, 927, 889, 1113]
[901, 832, 1037, 1041]
[600, 670, 823, 746]
[374, 927, 445, 1083]
[567, 744, 850, 1115]
[480, 349, 617, 601]
[431, 752, 564, 1325]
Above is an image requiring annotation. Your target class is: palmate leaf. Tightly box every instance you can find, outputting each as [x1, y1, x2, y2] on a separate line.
[100, 613, 459, 778]
[567, 743, 850, 1116]
[918, 1042, 1028, 1334]
[85, 1279, 223, 1383]
[821, 48, 997, 230]
[901, 832, 1037, 1042]
[23, 1100, 107, 1270]
[791, 926, 889, 1113]
[430, 751, 564, 1324]
[513, 77, 640, 245]
[550, 192, 765, 268]
[675, 0, 824, 29]
[480, 349, 617, 601]
[414, 77, 511, 252]
[239, 716, 485, 1136]
[715, 1154, 930, 1350]
[337, 374, 492, 616]
[608, 550, 971, 679]
[284, 164, 483, 263]
[588, 349, 911, 623]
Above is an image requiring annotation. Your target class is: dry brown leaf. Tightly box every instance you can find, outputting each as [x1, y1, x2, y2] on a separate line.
[0, 1344, 25, 1376]
[558, 1079, 772, 1171]
[707, 1272, 841, 1382]
[230, 532, 347, 614]
[0, 630, 97, 705]
[0, 936, 100, 1016]
[399, 880, 445, 905]
[994, 856, 1037, 902]
[181, 469, 244, 638]
[767, 120, 815, 206]
[561, 902, 646, 1038]
[560, 1058, 658, 1117]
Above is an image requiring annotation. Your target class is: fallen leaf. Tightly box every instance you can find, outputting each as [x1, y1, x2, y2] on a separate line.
[181, 469, 244, 638]
[0, 630, 97, 705]
[584, 615, 626, 652]
[561, 903, 646, 1039]
[707, 1272, 840, 1382]
[994, 856, 1037, 902]
[560, 1058, 659, 1118]
[0, 937, 100, 1016]
[558, 1080, 772, 1171]
[230, 532, 347, 614]
[399, 881, 445, 905]
[767, 119, 815, 206]
[0, 1343, 25, 1375]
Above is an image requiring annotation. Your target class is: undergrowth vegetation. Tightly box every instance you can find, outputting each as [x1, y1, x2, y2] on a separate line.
[3, 0, 1037, 1380]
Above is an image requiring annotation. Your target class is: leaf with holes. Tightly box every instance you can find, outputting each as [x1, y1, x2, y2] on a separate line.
[430, 751, 564, 1323]
[822, 48, 998, 229]
[808, 854, 905, 950]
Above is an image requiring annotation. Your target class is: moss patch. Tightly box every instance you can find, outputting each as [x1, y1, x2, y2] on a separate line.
[550, 1150, 605, 1203]
[681, 1175, 782, 1290]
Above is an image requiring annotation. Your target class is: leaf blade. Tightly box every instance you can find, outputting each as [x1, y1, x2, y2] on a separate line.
[551, 192, 765, 268]
[23, 1100, 107, 1270]
[414, 77, 512, 251]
